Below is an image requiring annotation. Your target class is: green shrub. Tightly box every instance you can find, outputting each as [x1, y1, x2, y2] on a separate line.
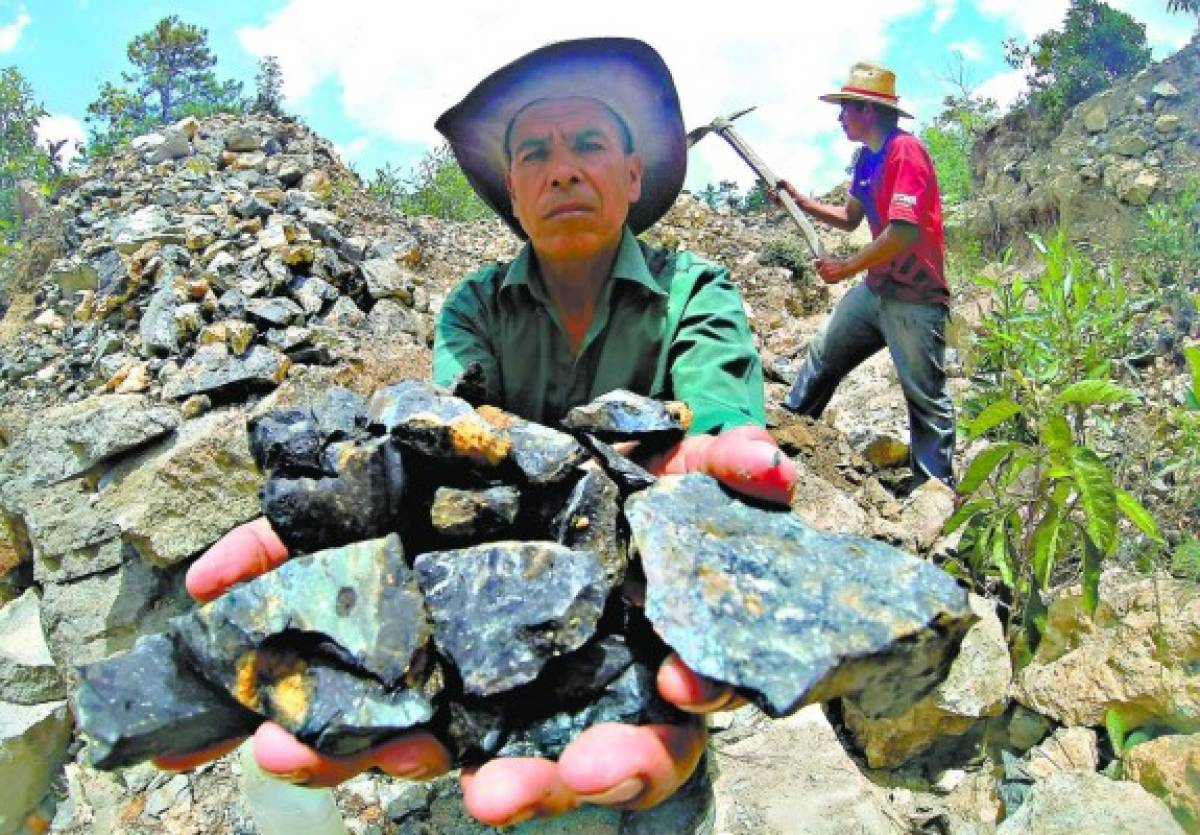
[1133, 179, 1200, 287]
[1005, 0, 1151, 129]
[758, 237, 811, 276]
[949, 230, 1161, 642]
[369, 146, 490, 222]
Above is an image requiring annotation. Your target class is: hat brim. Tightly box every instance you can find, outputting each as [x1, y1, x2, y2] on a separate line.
[819, 91, 913, 119]
[435, 38, 686, 238]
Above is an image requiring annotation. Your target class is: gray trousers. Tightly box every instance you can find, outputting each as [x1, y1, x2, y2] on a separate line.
[783, 282, 956, 486]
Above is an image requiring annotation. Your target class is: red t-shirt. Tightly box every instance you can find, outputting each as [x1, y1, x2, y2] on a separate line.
[848, 129, 948, 306]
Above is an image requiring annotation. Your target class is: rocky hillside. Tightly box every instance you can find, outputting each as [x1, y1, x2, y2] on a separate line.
[0, 59, 1197, 833]
[957, 31, 1200, 257]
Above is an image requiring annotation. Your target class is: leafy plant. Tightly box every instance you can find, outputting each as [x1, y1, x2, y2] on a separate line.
[367, 145, 490, 222]
[253, 56, 286, 116]
[1005, 0, 1151, 129]
[920, 58, 999, 205]
[759, 237, 811, 277]
[948, 230, 1162, 640]
[1133, 179, 1200, 287]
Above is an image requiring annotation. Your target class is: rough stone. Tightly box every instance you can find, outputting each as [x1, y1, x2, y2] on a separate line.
[626, 474, 974, 718]
[1124, 733, 1200, 832]
[1120, 168, 1160, 206]
[0, 700, 72, 835]
[0, 589, 64, 704]
[368, 381, 511, 472]
[262, 436, 407, 555]
[1014, 569, 1200, 728]
[223, 126, 261, 152]
[865, 434, 909, 468]
[842, 594, 1011, 767]
[171, 535, 436, 755]
[1151, 81, 1180, 99]
[1023, 726, 1099, 780]
[562, 389, 691, 444]
[1155, 114, 1183, 135]
[430, 486, 520, 539]
[162, 343, 291, 401]
[46, 256, 99, 294]
[15, 479, 124, 583]
[97, 410, 265, 568]
[414, 541, 610, 696]
[74, 633, 259, 769]
[551, 468, 626, 586]
[361, 257, 415, 303]
[1110, 132, 1152, 158]
[247, 296, 305, 329]
[897, 477, 957, 552]
[1082, 104, 1110, 133]
[996, 771, 1183, 834]
[0, 394, 179, 491]
[577, 434, 657, 495]
[139, 274, 180, 355]
[143, 129, 191, 164]
[477, 405, 588, 486]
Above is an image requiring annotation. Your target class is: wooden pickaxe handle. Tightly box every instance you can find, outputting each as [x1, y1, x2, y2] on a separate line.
[715, 125, 825, 260]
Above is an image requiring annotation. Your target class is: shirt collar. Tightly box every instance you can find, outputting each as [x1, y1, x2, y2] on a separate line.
[500, 226, 666, 302]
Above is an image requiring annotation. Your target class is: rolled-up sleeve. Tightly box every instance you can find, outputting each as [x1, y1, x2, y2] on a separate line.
[432, 267, 502, 402]
[666, 265, 765, 435]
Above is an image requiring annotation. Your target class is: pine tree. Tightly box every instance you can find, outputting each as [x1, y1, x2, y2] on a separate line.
[253, 56, 285, 116]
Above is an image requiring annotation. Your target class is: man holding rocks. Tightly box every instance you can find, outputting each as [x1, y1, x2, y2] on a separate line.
[170, 38, 795, 827]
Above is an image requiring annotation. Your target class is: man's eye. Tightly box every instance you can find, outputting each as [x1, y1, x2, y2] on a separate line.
[521, 148, 547, 163]
[577, 141, 603, 152]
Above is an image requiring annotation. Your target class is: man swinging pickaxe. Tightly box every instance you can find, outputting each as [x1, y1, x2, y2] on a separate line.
[687, 107, 825, 260]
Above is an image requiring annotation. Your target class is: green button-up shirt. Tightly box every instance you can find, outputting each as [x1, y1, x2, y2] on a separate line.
[432, 227, 764, 435]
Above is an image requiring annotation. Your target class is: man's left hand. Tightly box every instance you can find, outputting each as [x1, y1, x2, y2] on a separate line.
[639, 424, 796, 506]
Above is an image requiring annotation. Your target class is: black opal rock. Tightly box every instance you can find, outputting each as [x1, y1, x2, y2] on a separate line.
[368, 381, 511, 471]
[625, 474, 975, 718]
[414, 542, 611, 696]
[262, 436, 406, 553]
[562, 390, 691, 444]
[477, 405, 588, 486]
[552, 468, 626, 585]
[248, 407, 325, 475]
[74, 633, 260, 769]
[311, 387, 367, 442]
[430, 486, 520, 539]
[580, 434, 658, 495]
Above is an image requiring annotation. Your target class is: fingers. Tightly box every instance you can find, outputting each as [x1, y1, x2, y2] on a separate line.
[702, 431, 797, 506]
[558, 720, 707, 811]
[153, 736, 246, 772]
[186, 518, 289, 603]
[252, 722, 451, 788]
[656, 653, 745, 713]
[461, 758, 579, 826]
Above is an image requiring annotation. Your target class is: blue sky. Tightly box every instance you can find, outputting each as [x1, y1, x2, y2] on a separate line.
[2, 0, 1194, 194]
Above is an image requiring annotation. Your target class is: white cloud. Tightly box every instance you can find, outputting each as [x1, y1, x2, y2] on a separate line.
[932, 0, 957, 31]
[976, 0, 1068, 39]
[0, 9, 31, 53]
[37, 114, 86, 165]
[237, 0, 936, 194]
[334, 136, 370, 162]
[948, 39, 984, 62]
[975, 66, 1029, 112]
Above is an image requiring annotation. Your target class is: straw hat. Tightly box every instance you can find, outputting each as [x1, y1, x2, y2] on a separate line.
[819, 62, 913, 118]
[435, 37, 686, 238]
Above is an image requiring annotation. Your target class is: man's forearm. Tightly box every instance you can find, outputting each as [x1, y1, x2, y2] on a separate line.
[841, 222, 918, 275]
[796, 196, 858, 232]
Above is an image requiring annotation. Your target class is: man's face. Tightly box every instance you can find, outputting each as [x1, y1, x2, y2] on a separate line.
[505, 97, 643, 261]
[838, 101, 871, 142]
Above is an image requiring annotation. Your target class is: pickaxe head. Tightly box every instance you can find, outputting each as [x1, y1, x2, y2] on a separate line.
[685, 106, 757, 147]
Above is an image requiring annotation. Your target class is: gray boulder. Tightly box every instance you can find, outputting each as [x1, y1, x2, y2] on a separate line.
[0, 590, 64, 704]
[997, 771, 1182, 834]
[0, 700, 72, 835]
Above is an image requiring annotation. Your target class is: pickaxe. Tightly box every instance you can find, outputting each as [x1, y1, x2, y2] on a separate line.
[687, 107, 825, 260]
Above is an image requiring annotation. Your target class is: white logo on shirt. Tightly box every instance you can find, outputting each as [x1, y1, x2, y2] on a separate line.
[892, 193, 917, 207]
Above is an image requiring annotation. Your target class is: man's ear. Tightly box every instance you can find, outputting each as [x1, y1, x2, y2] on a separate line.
[626, 154, 644, 203]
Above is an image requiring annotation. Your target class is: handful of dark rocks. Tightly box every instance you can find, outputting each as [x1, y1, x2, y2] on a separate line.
[73, 377, 976, 771]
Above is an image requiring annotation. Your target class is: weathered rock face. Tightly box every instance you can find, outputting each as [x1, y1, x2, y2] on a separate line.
[962, 34, 1200, 256]
[1013, 569, 1200, 728]
[1125, 733, 1200, 832]
[996, 771, 1184, 835]
[625, 473, 975, 718]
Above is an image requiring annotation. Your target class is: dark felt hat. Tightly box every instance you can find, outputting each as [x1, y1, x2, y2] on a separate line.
[435, 37, 686, 238]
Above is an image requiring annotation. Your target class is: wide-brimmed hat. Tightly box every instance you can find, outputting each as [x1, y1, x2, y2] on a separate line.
[435, 37, 686, 238]
[819, 62, 913, 119]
